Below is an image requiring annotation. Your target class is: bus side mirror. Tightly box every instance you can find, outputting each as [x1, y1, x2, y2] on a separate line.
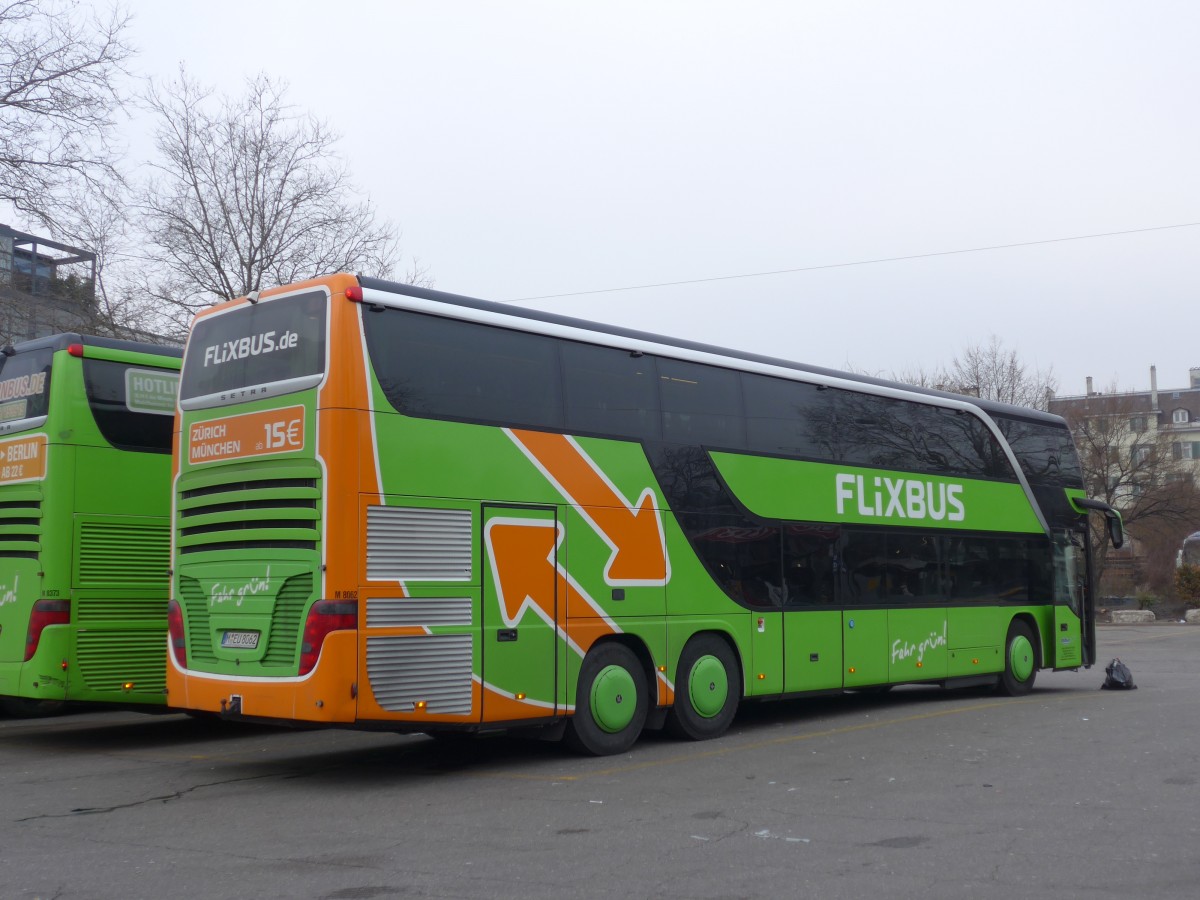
[1107, 515, 1124, 550]
[1071, 496, 1124, 550]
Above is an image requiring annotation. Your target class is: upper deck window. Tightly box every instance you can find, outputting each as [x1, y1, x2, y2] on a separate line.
[0, 348, 53, 433]
[179, 290, 327, 408]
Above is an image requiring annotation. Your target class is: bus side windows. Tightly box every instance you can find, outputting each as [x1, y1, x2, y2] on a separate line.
[561, 342, 660, 440]
[366, 310, 563, 429]
[782, 526, 838, 605]
[659, 359, 745, 449]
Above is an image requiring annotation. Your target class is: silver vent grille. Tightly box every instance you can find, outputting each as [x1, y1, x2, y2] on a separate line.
[366, 634, 473, 715]
[366, 597, 472, 628]
[366, 506, 472, 581]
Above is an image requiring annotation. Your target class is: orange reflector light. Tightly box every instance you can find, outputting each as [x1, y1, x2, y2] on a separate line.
[757, 673, 765, 680]
[123, 682, 135, 691]
[916, 661, 923, 668]
[973, 658, 980, 665]
[516, 692, 526, 700]
[414, 700, 427, 711]
[658, 665, 666, 672]
[848, 667, 856, 673]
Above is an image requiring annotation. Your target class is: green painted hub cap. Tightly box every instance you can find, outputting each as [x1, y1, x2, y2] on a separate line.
[1009, 635, 1035, 682]
[590, 664, 637, 733]
[688, 655, 729, 718]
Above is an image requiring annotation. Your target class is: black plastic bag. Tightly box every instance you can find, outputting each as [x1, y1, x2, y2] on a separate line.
[1101, 657, 1137, 690]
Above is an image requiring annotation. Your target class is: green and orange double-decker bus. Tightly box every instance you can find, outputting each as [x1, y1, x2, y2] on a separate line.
[0, 334, 181, 715]
[166, 274, 1122, 754]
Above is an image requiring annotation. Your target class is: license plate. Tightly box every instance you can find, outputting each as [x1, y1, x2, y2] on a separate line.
[221, 630, 260, 650]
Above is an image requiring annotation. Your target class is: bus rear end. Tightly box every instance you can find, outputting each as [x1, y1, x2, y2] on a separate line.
[168, 275, 362, 722]
[1, 335, 180, 714]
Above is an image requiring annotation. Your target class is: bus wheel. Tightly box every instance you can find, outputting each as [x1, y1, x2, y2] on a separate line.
[666, 634, 740, 741]
[0, 696, 65, 718]
[999, 620, 1039, 696]
[565, 642, 648, 756]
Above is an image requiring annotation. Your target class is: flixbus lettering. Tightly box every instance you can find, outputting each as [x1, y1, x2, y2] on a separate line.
[834, 473, 965, 522]
[202, 330, 299, 367]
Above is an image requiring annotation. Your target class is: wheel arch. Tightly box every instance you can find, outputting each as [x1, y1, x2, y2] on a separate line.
[1008, 612, 1043, 669]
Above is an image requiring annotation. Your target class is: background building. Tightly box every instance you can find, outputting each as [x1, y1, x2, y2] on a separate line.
[1049, 367, 1200, 602]
[0, 224, 98, 347]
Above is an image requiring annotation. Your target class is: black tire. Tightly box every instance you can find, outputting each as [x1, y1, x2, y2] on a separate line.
[998, 620, 1039, 696]
[666, 634, 741, 741]
[0, 696, 65, 718]
[565, 642, 648, 756]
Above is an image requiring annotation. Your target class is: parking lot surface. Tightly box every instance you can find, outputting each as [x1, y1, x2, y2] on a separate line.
[2, 625, 1198, 899]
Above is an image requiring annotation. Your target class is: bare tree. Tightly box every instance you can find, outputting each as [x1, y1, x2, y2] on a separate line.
[885, 337, 1056, 411]
[1058, 389, 1200, 589]
[943, 335, 1057, 410]
[138, 70, 423, 326]
[0, 0, 133, 229]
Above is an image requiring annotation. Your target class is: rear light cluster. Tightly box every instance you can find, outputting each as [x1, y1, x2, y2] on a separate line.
[166, 599, 187, 668]
[25, 600, 70, 661]
[299, 600, 357, 676]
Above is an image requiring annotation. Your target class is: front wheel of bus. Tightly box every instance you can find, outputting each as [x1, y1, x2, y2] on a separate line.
[565, 642, 648, 756]
[999, 620, 1039, 696]
[666, 634, 741, 741]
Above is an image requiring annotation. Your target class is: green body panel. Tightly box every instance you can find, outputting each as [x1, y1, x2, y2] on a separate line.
[1053, 606, 1083, 668]
[1, 345, 177, 706]
[842, 610, 890, 686]
[711, 453, 1043, 533]
[783, 610, 843, 692]
[887, 608, 948, 682]
[748, 610, 783, 695]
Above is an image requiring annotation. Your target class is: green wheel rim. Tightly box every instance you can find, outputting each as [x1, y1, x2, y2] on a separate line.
[590, 664, 637, 733]
[688, 654, 729, 719]
[1009, 634, 1035, 683]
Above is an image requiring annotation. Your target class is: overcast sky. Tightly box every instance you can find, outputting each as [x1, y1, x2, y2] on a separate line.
[75, 3, 1200, 395]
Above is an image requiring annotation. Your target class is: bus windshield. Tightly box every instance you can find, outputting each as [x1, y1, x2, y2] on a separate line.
[179, 289, 327, 408]
[0, 348, 53, 432]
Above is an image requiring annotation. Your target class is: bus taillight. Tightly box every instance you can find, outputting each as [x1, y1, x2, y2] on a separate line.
[24, 600, 70, 662]
[299, 601, 357, 676]
[167, 599, 187, 668]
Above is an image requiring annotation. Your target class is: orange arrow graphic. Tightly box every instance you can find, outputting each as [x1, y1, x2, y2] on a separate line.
[485, 517, 619, 657]
[506, 429, 669, 585]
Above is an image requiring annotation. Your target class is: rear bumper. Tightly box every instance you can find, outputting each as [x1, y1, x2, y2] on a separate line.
[165, 630, 358, 723]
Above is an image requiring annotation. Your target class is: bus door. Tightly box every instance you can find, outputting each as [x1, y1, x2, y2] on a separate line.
[481, 505, 561, 721]
[1052, 530, 1087, 668]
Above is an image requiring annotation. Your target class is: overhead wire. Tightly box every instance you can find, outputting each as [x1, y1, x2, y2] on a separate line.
[501, 221, 1200, 304]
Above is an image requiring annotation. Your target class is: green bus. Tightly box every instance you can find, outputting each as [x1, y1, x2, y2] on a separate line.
[0, 333, 181, 715]
[167, 274, 1122, 754]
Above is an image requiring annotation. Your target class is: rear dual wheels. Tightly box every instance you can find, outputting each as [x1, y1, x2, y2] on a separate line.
[666, 634, 740, 741]
[998, 620, 1039, 696]
[565, 642, 649, 756]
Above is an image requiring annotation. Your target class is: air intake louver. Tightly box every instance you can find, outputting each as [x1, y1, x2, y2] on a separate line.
[0, 488, 41, 559]
[366, 506, 472, 581]
[78, 521, 170, 586]
[177, 464, 320, 555]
